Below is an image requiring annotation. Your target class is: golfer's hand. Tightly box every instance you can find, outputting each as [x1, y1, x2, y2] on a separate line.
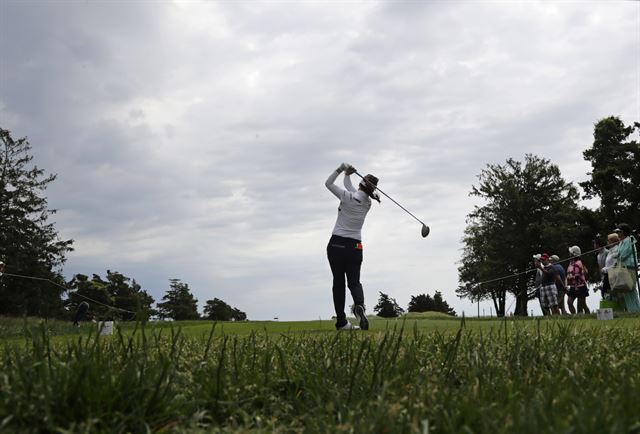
[345, 165, 356, 175]
[338, 162, 354, 173]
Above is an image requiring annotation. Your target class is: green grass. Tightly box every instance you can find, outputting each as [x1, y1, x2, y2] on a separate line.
[2, 315, 640, 433]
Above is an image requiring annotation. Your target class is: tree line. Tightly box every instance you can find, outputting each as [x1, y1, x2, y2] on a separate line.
[372, 290, 456, 318]
[0, 127, 245, 321]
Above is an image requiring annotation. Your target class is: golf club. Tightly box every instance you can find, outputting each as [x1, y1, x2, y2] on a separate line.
[354, 171, 430, 238]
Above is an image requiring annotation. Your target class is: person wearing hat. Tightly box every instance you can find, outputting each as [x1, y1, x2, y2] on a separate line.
[613, 224, 640, 312]
[536, 254, 561, 315]
[550, 255, 567, 314]
[566, 246, 589, 314]
[325, 163, 380, 330]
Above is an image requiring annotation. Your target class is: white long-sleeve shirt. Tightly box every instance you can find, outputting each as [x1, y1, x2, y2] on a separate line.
[325, 169, 371, 241]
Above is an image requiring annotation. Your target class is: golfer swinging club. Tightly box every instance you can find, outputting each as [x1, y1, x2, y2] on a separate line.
[325, 163, 379, 330]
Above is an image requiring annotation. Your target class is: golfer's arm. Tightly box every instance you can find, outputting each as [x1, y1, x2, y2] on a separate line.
[325, 170, 346, 199]
[344, 174, 357, 193]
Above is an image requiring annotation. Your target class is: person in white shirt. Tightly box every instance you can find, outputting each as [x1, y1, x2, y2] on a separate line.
[325, 163, 379, 330]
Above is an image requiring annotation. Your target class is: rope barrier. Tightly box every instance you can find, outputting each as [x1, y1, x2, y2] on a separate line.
[1, 272, 137, 315]
[469, 237, 639, 315]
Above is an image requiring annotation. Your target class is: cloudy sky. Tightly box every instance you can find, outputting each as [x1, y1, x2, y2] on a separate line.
[1, 1, 638, 320]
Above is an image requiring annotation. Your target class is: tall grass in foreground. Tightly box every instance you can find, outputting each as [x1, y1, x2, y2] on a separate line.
[1, 320, 640, 433]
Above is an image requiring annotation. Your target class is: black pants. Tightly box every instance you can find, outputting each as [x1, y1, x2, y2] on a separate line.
[327, 235, 364, 328]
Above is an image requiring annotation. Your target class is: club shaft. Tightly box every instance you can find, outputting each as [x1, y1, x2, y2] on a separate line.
[354, 171, 426, 227]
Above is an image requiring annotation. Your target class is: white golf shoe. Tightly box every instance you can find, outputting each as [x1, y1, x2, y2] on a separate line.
[337, 322, 360, 331]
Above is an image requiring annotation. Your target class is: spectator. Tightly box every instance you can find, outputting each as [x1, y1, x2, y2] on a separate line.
[614, 224, 640, 313]
[533, 254, 549, 316]
[593, 238, 609, 297]
[566, 246, 590, 314]
[0, 261, 4, 277]
[550, 255, 567, 314]
[602, 232, 620, 299]
[536, 253, 561, 315]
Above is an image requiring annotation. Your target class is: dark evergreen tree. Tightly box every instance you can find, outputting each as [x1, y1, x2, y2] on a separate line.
[67, 274, 113, 320]
[408, 292, 456, 316]
[373, 291, 404, 318]
[203, 297, 247, 321]
[104, 270, 156, 320]
[231, 307, 247, 321]
[203, 298, 233, 321]
[581, 116, 640, 231]
[0, 128, 73, 317]
[156, 279, 199, 320]
[432, 291, 456, 316]
[408, 293, 433, 312]
[67, 271, 156, 321]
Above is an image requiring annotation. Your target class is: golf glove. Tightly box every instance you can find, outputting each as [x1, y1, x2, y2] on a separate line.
[338, 162, 354, 173]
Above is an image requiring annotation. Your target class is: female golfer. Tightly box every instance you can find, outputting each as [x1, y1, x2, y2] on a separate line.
[325, 163, 379, 330]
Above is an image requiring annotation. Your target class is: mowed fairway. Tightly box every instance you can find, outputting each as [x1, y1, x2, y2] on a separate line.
[2, 314, 640, 433]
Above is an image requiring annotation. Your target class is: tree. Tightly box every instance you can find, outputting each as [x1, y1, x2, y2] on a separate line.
[432, 291, 456, 316]
[203, 298, 247, 321]
[231, 308, 247, 321]
[67, 271, 156, 321]
[457, 155, 584, 316]
[157, 279, 199, 320]
[67, 274, 113, 320]
[408, 293, 433, 312]
[408, 292, 456, 316]
[581, 116, 640, 231]
[203, 298, 233, 321]
[0, 128, 74, 317]
[104, 270, 156, 321]
[374, 291, 404, 318]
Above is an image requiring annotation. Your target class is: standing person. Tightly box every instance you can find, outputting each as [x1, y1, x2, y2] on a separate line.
[614, 224, 640, 312]
[550, 255, 567, 314]
[593, 238, 609, 298]
[566, 246, 590, 314]
[73, 301, 90, 326]
[536, 254, 561, 315]
[602, 232, 621, 306]
[325, 163, 379, 330]
[0, 261, 4, 277]
[533, 254, 548, 316]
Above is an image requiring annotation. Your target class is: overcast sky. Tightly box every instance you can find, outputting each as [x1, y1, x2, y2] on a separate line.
[1, 1, 638, 320]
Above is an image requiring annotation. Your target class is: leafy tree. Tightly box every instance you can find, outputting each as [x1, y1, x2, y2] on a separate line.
[67, 271, 156, 321]
[232, 307, 247, 321]
[408, 292, 456, 316]
[432, 291, 456, 316]
[104, 270, 156, 321]
[67, 274, 113, 320]
[203, 298, 233, 321]
[408, 293, 433, 312]
[0, 128, 74, 317]
[373, 291, 404, 318]
[157, 279, 199, 320]
[203, 298, 247, 321]
[581, 116, 640, 231]
[457, 155, 584, 316]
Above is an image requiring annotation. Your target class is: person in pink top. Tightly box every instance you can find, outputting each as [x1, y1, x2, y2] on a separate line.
[566, 245, 590, 314]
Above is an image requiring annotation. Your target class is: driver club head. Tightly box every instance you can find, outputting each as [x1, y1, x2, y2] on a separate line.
[421, 224, 430, 238]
